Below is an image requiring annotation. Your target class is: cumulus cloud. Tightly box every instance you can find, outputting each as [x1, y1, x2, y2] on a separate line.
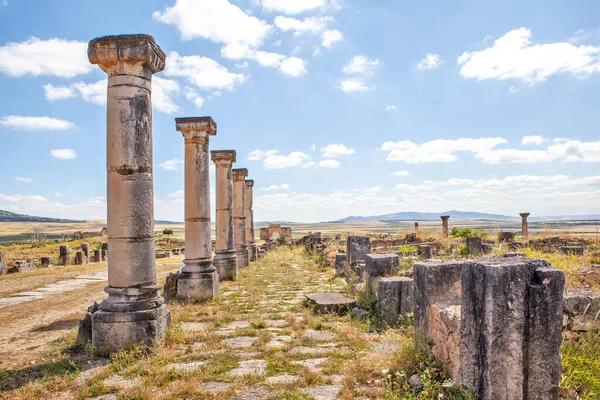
[522, 135, 545, 145]
[73, 79, 107, 105]
[343, 55, 379, 75]
[380, 137, 507, 163]
[185, 87, 205, 109]
[321, 143, 355, 158]
[274, 16, 333, 35]
[15, 177, 33, 183]
[261, 0, 330, 15]
[221, 44, 307, 77]
[385, 105, 398, 112]
[152, 76, 181, 114]
[51, 148, 76, 159]
[43, 84, 75, 102]
[391, 170, 410, 177]
[159, 159, 184, 171]
[279, 56, 307, 77]
[416, 53, 443, 70]
[338, 78, 369, 93]
[248, 149, 311, 169]
[0, 115, 75, 131]
[0, 193, 106, 221]
[458, 27, 600, 83]
[322, 29, 343, 48]
[153, 0, 271, 48]
[319, 159, 340, 168]
[165, 51, 246, 91]
[0, 37, 91, 78]
[260, 183, 290, 191]
[363, 186, 381, 195]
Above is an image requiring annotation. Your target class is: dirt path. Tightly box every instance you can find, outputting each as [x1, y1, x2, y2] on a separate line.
[0, 258, 184, 369]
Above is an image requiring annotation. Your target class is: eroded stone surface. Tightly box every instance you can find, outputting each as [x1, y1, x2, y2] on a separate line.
[228, 359, 267, 376]
[304, 329, 336, 341]
[233, 387, 274, 400]
[301, 384, 343, 400]
[200, 381, 233, 392]
[304, 293, 356, 313]
[224, 336, 258, 348]
[292, 357, 328, 372]
[266, 374, 300, 384]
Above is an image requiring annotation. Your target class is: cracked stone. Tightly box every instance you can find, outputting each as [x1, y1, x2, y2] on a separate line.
[228, 359, 267, 376]
[292, 358, 328, 372]
[224, 336, 258, 348]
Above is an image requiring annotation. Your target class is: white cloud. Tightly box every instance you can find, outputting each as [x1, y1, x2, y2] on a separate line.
[73, 79, 107, 105]
[570, 28, 600, 44]
[165, 51, 246, 91]
[458, 27, 600, 84]
[343, 55, 379, 75]
[43, 84, 75, 102]
[319, 159, 340, 168]
[380, 137, 508, 163]
[153, 77, 181, 114]
[153, 0, 271, 48]
[338, 78, 369, 93]
[509, 86, 520, 93]
[522, 135, 545, 145]
[185, 87, 205, 109]
[0, 193, 106, 220]
[279, 56, 307, 77]
[391, 170, 410, 177]
[15, 177, 33, 183]
[302, 161, 317, 168]
[322, 29, 343, 48]
[274, 16, 333, 35]
[248, 149, 311, 169]
[261, 0, 329, 14]
[54, 192, 64, 197]
[363, 186, 381, 196]
[159, 158, 184, 171]
[321, 143, 355, 158]
[0, 37, 91, 78]
[0, 115, 75, 131]
[51, 148, 76, 160]
[385, 105, 398, 112]
[260, 183, 290, 191]
[416, 53, 443, 70]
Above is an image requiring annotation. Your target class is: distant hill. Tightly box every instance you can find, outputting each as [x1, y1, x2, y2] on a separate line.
[0, 209, 84, 223]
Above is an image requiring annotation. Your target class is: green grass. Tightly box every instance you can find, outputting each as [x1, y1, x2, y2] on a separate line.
[562, 333, 600, 399]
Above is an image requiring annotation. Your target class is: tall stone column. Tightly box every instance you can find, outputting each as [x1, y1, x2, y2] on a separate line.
[233, 168, 249, 267]
[245, 179, 258, 262]
[441, 215, 450, 239]
[520, 213, 530, 241]
[414, 222, 419, 237]
[87, 34, 169, 355]
[176, 117, 219, 300]
[211, 150, 238, 281]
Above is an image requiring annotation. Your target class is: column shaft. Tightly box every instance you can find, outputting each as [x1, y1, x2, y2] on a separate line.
[245, 179, 257, 262]
[233, 169, 249, 267]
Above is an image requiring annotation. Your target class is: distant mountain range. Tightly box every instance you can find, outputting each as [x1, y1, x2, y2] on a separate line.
[0, 210, 83, 223]
[334, 210, 600, 223]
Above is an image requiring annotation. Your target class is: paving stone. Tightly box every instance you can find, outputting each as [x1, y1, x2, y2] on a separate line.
[266, 374, 301, 384]
[292, 358, 328, 372]
[301, 385, 343, 400]
[264, 319, 288, 328]
[224, 321, 252, 330]
[165, 361, 205, 373]
[77, 358, 110, 383]
[224, 336, 258, 348]
[236, 351, 260, 359]
[87, 395, 117, 400]
[266, 335, 293, 349]
[182, 322, 211, 331]
[328, 375, 345, 384]
[289, 346, 331, 356]
[103, 375, 137, 390]
[199, 381, 234, 392]
[233, 387, 274, 400]
[228, 359, 267, 376]
[304, 329, 337, 341]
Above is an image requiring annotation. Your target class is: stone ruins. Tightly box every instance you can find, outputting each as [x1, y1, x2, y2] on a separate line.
[259, 224, 292, 241]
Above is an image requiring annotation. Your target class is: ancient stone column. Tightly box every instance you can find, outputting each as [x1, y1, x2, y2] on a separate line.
[211, 150, 238, 281]
[81, 243, 90, 263]
[87, 34, 169, 355]
[245, 179, 258, 262]
[414, 222, 419, 237]
[233, 168, 249, 267]
[520, 213, 530, 241]
[175, 117, 219, 300]
[440, 215, 450, 239]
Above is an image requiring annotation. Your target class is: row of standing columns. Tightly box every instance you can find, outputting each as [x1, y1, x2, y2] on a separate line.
[83, 33, 262, 355]
[438, 213, 530, 240]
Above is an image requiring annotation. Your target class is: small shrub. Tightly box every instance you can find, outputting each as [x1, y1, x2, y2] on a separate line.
[162, 229, 174, 236]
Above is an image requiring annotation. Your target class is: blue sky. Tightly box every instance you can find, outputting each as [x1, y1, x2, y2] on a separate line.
[0, 0, 599, 222]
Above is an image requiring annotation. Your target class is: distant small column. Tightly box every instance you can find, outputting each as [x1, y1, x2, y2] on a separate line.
[441, 215, 450, 239]
[81, 243, 90, 263]
[233, 168, 249, 267]
[94, 249, 102, 263]
[59, 245, 71, 265]
[245, 179, 258, 262]
[414, 222, 419, 237]
[176, 117, 219, 301]
[520, 213, 530, 241]
[211, 150, 238, 281]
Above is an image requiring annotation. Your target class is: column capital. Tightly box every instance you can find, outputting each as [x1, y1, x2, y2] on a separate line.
[520, 213, 530, 218]
[176, 117, 217, 140]
[245, 179, 254, 188]
[211, 150, 236, 163]
[88, 34, 166, 76]
[233, 168, 248, 181]
[440, 215, 450, 221]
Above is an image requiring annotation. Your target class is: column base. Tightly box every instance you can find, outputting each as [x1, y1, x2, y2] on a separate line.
[214, 250, 238, 281]
[236, 245, 249, 268]
[177, 270, 219, 301]
[248, 243, 259, 262]
[91, 304, 169, 356]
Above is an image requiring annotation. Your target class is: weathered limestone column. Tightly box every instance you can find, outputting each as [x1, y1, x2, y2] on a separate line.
[176, 117, 219, 300]
[233, 168, 249, 267]
[88, 34, 169, 355]
[245, 179, 258, 262]
[520, 212, 530, 241]
[441, 215, 450, 239]
[414, 222, 419, 237]
[211, 150, 238, 281]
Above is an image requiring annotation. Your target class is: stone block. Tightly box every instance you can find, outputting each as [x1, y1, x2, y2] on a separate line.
[101, 250, 107, 261]
[346, 236, 370, 266]
[163, 272, 178, 301]
[177, 271, 219, 301]
[94, 249, 102, 263]
[560, 246, 584, 255]
[304, 292, 356, 314]
[497, 231, 515, 243]
[75, 251, 85, 265]
[465, 237, 482, 256]
[365, 253, 400, 297]
[40, 257, 53, 267]
[418, 245, 432, 260]
[334, 253, 347, 276]
[377, 277, 414, 325]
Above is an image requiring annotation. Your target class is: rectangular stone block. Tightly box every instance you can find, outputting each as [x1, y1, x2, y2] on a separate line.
[364, 253, 400, 298]
[377, 277, 414, 325]
[334, 253, 347, 276]
[346, 236, 370, 266]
